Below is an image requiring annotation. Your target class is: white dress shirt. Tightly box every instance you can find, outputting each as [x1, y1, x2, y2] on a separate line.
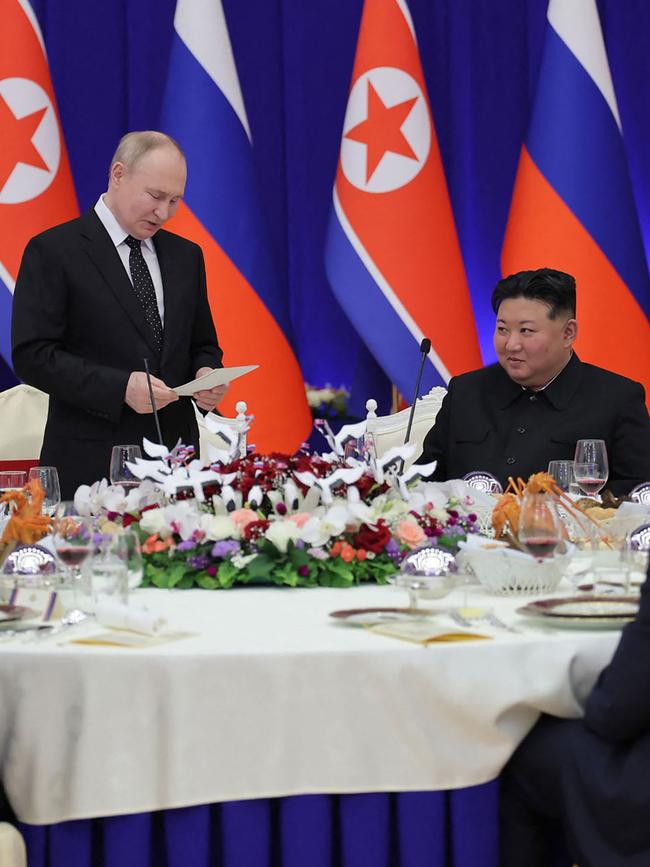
[94, 195, 165, 324]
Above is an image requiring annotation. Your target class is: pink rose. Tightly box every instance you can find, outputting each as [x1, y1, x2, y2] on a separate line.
[230, 508, 258, 532]
[288, 512, 310, 528]
[394, 520, 426, 549]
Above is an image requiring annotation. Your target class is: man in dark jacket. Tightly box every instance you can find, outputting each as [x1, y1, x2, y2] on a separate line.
[499, 557, 650, 866]
[12, 131, 225, 498]
[417, 268, 650, 495]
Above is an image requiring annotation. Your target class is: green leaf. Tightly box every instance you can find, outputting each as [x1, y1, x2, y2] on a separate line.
[217, 560, 239, 588]
[196, 572, 221, 590]
[246, 553, 276, 580]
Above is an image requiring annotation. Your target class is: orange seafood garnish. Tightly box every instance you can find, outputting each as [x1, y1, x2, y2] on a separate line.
[0, 478, 52, 545]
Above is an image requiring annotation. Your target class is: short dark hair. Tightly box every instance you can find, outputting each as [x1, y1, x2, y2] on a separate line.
[491, 268, 576, 319]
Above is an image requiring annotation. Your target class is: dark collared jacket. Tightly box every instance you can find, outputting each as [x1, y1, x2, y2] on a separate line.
[417, 353, 650, 495]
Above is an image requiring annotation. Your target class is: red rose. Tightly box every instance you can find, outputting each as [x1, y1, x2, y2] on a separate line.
[352, 520, 391, 554]
[243, 519, 270, 541]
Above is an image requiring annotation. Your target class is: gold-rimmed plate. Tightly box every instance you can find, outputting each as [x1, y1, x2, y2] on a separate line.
[517, 595, 638, 630]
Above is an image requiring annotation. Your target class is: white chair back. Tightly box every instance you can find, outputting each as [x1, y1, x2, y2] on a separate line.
[0, 384, 49, 461]
[0, 822, 27, 867]
[365, 386, 446, 469]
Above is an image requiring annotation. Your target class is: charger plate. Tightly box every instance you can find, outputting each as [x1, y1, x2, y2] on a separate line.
[0, 604, 29, 624]
[517, 595, 638, 630]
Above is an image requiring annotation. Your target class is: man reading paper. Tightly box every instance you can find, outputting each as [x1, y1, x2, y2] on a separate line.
[12, 131, 225, 498]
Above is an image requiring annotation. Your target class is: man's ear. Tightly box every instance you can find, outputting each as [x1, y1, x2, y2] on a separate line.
[564, 318, 578, 346]
[111, 162, 126, 186]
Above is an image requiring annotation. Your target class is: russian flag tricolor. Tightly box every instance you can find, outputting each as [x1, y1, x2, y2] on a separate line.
[325, 0, 482, 399]
[0, 0, 78, 370]
[160, 0, 311, 453]
[502, 0, 650, 399]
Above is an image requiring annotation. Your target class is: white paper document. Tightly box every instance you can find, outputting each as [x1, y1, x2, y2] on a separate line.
[173, 364, 259, 397]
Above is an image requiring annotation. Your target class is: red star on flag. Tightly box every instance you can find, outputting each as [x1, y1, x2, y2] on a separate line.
[0, 95, 48, 191]
[345, 81, 418, 182]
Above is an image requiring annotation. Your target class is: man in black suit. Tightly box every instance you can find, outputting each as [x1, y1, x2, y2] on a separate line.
[12, 131, 225, 498]
[417, 268, 650, 495]
[499, 558, 650, 866]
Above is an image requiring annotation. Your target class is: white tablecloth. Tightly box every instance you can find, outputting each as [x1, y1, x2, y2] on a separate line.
[0, 583, 620, 824]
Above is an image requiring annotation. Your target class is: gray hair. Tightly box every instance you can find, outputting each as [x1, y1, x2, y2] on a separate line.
[109, 131, 185, 179]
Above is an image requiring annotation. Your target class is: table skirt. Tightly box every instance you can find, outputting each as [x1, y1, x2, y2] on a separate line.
[18, 786, 513, 867]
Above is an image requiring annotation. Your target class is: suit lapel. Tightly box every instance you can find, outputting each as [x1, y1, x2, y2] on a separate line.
[154, 230, 184, 362]
[79, 210, 161, 358]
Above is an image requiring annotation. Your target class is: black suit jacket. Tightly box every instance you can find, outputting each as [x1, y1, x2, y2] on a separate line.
[11, 209, 222, 497]
[548, 565, 650, 865]
[417, 353, 650, 495]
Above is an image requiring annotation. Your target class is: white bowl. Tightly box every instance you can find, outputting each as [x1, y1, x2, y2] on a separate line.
[458, 543, 573, 595]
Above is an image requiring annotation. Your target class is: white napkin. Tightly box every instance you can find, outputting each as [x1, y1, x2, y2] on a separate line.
[95, 600, 167, 635]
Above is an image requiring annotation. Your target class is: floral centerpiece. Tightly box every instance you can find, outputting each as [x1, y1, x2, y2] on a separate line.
[74, 426, 483, 590]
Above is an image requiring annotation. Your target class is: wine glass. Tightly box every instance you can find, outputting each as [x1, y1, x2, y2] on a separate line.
[0, 470, 26, 533]
[573, 439, 608, 499]
[28, 466, 61, 516]
[110, 445, 142, 488]
[518, 492, 562, 559]
[53, 504, 94, 594]
[547, 460, 579, 496]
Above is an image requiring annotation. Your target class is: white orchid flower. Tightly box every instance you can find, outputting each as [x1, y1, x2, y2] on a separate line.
[74, 478, 109, 516]
[140, 507, 173, 538]
[200, 513, 237, 541]
[265, 520, 301, 553]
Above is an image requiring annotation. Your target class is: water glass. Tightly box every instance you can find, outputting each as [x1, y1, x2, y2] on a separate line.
[28, 466, 61, 516]
[90, 542, 129, 605]
[573, 439, 608, 498]
[547, 460, 579, 496]
[110, 445, 142, 488]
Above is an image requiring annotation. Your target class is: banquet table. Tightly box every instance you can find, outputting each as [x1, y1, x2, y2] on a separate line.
[0, 581, 621, 866]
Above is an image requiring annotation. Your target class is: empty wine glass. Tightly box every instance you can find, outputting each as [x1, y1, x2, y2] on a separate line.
[110, 445, 142, 488]
[573, 439, 608, 499]
[547, 460, 579, 496]
[28, 466, 61, 516]
[0, 470, 27, 533]
[518, 492, 562, 559]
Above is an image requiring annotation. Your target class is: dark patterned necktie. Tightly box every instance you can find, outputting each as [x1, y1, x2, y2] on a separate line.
[124, 235, 163, 351]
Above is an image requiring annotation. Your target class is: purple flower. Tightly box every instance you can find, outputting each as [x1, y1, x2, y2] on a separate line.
[187, 554, 210, 571]
[177, 539, 197, 552]
[211, 540, 241, 559]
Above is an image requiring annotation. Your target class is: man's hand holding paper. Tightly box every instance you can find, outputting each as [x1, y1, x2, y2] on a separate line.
[193, 367, 229, 411]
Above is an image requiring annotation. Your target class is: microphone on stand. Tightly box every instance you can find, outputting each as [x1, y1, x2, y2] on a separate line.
[143, 358, 164, 446]
[399, 338, 431, 472]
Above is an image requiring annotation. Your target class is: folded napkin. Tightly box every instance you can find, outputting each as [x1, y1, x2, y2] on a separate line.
[95, 600, 167, 635]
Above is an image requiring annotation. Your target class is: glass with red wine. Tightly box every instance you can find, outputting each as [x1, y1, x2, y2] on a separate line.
[573, 439, 609, 499]
[518, 492, 563, 560]
[53, 504, 94, 594]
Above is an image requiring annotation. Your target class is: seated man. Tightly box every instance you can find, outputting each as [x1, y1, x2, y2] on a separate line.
[417, 268, 650, 495]
[499, 557, 650, 866]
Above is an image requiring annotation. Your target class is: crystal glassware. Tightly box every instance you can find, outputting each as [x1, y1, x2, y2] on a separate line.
[518, 492, 562, 559]
[53, 508, 94, 598]
[28, 466, 61, 516]
[109, 444, 143, 488]
[573, 439, 608, 498]
[547, 460, 579, 496]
